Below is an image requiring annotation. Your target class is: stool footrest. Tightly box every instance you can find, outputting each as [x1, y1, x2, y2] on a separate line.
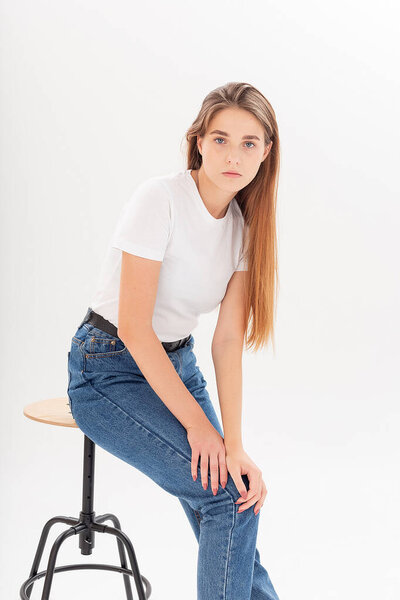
[20, 563, 152, 599]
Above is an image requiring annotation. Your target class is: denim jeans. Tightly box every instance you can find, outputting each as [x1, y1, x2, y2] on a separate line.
[67, 319, 280, 600]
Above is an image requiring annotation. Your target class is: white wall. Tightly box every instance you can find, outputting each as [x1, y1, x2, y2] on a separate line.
[1, 1, 399, 599]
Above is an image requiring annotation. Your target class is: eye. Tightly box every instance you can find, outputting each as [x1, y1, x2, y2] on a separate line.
[213, 137, 255, 149]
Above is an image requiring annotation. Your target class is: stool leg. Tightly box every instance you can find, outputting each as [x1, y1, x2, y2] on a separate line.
[25, 516, 79, 599]
[95, 513, 134, 600]
[40, 523, 87, 600]
[92, 522, 149, 600]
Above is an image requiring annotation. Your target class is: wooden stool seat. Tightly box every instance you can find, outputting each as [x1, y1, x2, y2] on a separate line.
[20, 396, 152, 599]
[23, 397, 78, 428]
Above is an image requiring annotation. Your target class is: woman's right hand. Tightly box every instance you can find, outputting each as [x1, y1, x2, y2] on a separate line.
[187, 419, 228, 495]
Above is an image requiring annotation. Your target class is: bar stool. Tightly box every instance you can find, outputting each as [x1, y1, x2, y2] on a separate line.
[20, 397, 152, 599]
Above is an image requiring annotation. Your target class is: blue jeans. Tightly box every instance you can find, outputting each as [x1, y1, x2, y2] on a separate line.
[67, 320, 280, 600]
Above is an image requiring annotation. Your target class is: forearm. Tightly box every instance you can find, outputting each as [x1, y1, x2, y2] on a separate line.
[119, 326, 207, 431]
[211, 341, 244, 451]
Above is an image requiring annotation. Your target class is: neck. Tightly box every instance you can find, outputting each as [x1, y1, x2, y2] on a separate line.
[191, 168, 234, 219]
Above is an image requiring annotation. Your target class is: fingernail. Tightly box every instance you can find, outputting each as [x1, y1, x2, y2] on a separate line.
[203, 483, 207, 490]
[212, 488, 217, 495]
[221, 481, 227, 488]
[193, 475, 197, 481]
[238, 507, 244, 513]
[255, 509, 259, 515]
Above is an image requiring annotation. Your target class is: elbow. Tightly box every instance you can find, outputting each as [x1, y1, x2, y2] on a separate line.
[118, 322, 154, 346]
[211, 337, 244, 359]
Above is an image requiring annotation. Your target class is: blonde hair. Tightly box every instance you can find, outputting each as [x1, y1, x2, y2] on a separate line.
[184, 81, 280, 353]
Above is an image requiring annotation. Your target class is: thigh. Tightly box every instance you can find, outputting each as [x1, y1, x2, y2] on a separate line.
[68, 326, 190, 494]
[67, 324, 243, 510]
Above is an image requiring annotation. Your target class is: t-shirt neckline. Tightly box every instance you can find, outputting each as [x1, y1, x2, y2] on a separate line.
[185, 169, 233, 225]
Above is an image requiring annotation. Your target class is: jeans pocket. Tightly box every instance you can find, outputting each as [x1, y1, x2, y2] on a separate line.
[82, 326, 128, 358]
[80, 327, 140, 375]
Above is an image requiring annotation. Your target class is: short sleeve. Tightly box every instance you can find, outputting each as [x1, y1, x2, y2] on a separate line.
[235, 223, 249, 271]
[111, 178, 172, 261]
[235, 253, 248, 271]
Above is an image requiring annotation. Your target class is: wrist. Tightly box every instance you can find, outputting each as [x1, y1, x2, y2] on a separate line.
[224, 439, 243, 452]
[184, 401, 210, 431]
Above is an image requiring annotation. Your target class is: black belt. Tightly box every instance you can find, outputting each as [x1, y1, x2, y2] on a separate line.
[79, 307, 191, 353]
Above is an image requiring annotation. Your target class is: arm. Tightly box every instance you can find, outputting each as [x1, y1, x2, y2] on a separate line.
[212, 271, 268, 515]
[117, 250, 207, 431]
[211, 270, 247, 452]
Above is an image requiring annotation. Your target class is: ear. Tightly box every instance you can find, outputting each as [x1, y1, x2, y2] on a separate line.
[197, 135, 203, 156]
[262, 140, 273, 161]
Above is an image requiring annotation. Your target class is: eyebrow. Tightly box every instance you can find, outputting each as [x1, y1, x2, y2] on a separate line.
[209, 129, 261, 141]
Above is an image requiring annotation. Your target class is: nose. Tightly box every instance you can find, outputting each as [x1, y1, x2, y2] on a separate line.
[226, 154, 240, 165]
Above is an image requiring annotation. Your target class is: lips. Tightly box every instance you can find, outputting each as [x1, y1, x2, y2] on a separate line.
[222, 171, 241, 175]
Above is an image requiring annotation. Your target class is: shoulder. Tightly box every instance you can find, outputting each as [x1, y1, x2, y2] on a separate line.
[129, 173, 172, 202]
[111, 173, 175, 258]
[119, 175, 174, 224]
[127, 170, 187, 208]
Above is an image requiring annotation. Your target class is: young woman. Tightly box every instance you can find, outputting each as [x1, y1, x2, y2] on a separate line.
[67, 81, 280, 600]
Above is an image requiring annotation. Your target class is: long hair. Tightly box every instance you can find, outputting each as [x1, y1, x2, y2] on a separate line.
[184, 82, 280, 353]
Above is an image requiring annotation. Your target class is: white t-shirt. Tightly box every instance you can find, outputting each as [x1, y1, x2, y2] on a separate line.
[89, 168, 248, 342]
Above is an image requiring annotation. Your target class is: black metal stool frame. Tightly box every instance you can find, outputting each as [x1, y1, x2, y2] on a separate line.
[20, 433, 152, 599]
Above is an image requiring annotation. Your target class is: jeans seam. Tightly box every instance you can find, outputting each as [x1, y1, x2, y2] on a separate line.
[222, 501, 235, 600]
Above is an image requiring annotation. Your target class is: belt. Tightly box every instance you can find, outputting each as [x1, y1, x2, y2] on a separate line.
[79, 307, 191, 353]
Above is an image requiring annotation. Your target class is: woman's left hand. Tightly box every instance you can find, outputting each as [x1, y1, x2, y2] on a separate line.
[225, 446, 268, 515]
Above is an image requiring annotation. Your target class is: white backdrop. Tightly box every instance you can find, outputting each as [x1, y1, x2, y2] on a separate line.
[1, 1, 399, 599]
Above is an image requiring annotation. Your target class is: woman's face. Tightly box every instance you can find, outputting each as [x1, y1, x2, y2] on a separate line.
[197, 106, 272, 191]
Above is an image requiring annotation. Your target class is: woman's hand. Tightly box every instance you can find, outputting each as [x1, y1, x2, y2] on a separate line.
[225, 446, 267, 515]
[187, 419, 228, 495]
